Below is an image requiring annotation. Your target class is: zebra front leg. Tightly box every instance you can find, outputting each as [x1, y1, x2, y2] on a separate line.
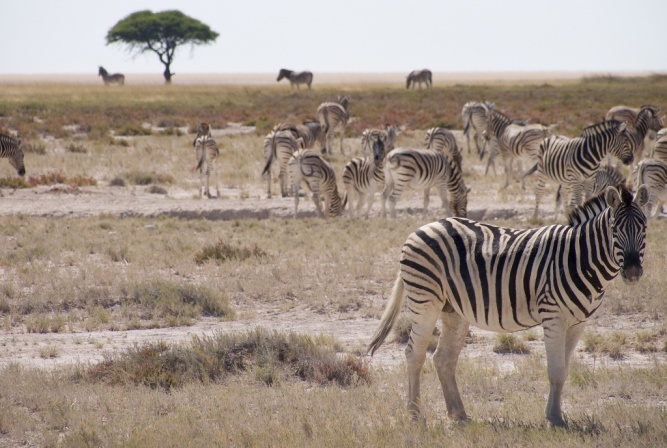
[438, 185, 451, 216]
[364, 184, 377, 218]
[533, 174, 546, 220]
[423, 188, 430, 214]
[355, 192, 367, 218]
[339, 131, 345, 156]
[311, 184, 325, 218]
[433, 311, 470, 421]
[292, 180, 300, 219]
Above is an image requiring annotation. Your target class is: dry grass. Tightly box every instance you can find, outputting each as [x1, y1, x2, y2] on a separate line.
[0, 78, 666, 446]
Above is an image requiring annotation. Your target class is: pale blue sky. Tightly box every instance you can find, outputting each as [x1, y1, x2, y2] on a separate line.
[2, 0, 666, 75]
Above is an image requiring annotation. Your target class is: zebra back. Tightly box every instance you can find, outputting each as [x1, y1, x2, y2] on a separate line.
[424, 127, 462, 168]
[194, 134, 219, 172]
[0, 133, 25, 176]
[289, 149, 344, 218]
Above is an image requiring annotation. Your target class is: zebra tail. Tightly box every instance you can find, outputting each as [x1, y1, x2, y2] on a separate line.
[368, 273, 405, 356]
[462, 110, 472, 136]
[195, 139, 206, 171]
[261, 135, 277, 177]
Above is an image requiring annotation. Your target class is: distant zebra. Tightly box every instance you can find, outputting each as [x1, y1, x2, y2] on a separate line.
[406, 69, 432, 90]
[381, 148, 468, 218]
[342, 134, 386, 218]
[98, 66, 125, 86]
[361, 125, 396, 156]
[316, 96, 350, 155]
[482, 109, 551, 188]
[461, 101, 494, 155]
[288, 149, 346, 219]
[273, 120, 325, 152]
[276, 69, 313, 90]
[636, 158, 667, 218]
[651, 129, 667, 162]
[368, 184, 649, 427]
[555, 164, 626, 213]
[0, 134, 26, 177]
[193, 123, 219, 198]
[424, 127, 462, 169]
[262, 130, 304, 198]
[606, 104, 663, 159]
[532, 120, 632, 219]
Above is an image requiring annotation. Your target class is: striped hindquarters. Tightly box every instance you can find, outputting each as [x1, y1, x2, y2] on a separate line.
[317, 97, 349, 134]
[636, 158, 667, 218]
[425, 127, 462, 168]
[289, 149, 344, 217]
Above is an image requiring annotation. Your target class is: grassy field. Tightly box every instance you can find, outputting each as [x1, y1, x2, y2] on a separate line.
[0, 77, 665, 446]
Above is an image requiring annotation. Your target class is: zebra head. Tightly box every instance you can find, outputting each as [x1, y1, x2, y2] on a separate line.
[9, 138, 25, 177]
[372, 135, 385, 163]
[276, 69, 291, 82]
[605, 184, 649, 284]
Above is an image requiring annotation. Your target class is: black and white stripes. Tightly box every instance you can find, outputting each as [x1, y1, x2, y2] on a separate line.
[193, 123, 220, 198]
[276, 69, 313, 90]
[0, 133, 26, 177]
[316, 96, 350, 155]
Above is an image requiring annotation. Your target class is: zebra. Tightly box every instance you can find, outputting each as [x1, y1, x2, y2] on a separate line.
[424, 127, 462, 170]
[651, 128, 667, 162]
[288, 149, 346, 219]
[461, 101, 494, 155]
[620, 106, 661, 163]
[381, 148, 468, 219]
[342, 134, 386, 218]
[193, 123, 220, 198]
[636, 158, 667, 219]
[276, 69, 313, 90]
[261, 130, 304, 198]
[482, 110, 551, 189]
[368, 184, 649, 427]
[98, 66, 125, 86]
[0, 134, 26, 177]
[555, 164, 626, 214]
[273, 120, 325, 152]
[606, 104, 663, 158]
[532, 120, 632, 219]
[316, 96, 350, 156]
[361, 125, 396, 157]
[406, 69, 432, 90]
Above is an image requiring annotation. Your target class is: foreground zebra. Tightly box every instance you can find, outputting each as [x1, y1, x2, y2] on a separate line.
[406, 69, 432, 90]
[193, 123, 219, 198]
[0, 134, 26, 176]
[369, 184, 649, 427]
[273, 120, 325, 152]
[461, 101, 494, 155]
[636, 158, 667, 218]
[424, 127, 462, 169]
[381, 148, 468, 218]
[532, 120, 632, 219]
[343, 134, 386, 218]
[276, 69, 313, 90]
[98, 66, 125, 86]
[316, 96, 350, 155]
[288, 149, 346, 218]
[482, 110, 551, 188]
[262, 130, 304, 198]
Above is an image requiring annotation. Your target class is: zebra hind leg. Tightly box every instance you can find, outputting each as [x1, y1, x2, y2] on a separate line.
[432, 311, 470, 421]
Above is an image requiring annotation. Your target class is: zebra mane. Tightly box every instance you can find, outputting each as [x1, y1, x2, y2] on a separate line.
[567, 184, 632, 226]
[0, 133, 20, 146]
[581, 120, 620, 138]
[490, 109, 511, 126]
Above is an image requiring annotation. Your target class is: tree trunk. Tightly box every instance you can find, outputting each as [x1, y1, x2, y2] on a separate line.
[163, 65, 174, 84]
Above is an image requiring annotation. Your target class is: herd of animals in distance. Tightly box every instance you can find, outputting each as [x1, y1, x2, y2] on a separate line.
[0, 66, 663, 428]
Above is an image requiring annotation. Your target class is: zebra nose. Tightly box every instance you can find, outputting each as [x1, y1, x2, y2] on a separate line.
[622, 265, 643, 283]
[18, 168, 25, 176]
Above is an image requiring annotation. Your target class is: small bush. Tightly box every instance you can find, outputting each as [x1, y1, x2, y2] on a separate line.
[67, 143, 87, 154]
[194, 240, 268, 264]
[0, 177, 30, 189]
[493, 334, 530, 354]
[128, 171, 155, 185]
[148, 185, 167, 195]
[109, 177, 125, 187]
[116, 126, 151, 137]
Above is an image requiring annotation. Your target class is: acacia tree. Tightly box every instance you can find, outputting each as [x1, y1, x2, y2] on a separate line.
[106, 10, 219, 83]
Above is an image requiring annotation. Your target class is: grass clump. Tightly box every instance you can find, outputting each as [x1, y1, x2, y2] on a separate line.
[0, 177, 30, 189]
[27, 172, 96, 187]
[194, 240, 268, 264]
[493, 334, 531, 354]
[86, 328, 370, 391]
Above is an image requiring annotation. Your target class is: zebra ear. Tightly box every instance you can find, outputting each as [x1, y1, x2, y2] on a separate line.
[605, 186, 622, 210]
[635, 184, 650, 208]
[618, 122, 627, 132]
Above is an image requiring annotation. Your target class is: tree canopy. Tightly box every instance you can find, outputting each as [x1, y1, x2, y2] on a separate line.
[106, 10, 219, 83]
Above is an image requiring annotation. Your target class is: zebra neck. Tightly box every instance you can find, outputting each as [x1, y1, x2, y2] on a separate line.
[573, 209, 620, 283]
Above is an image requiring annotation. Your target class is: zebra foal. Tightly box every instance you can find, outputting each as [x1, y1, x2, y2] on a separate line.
[262, 130, 304, 198]
[636, 158, 667, 218]
[316, 96, 350, 155]
[288, 149, 345, 219]
[406, 69, 432, 90]
[98, 66, 125, 86]
[381, 148, 468, 219]
[193, 123, 219, 198]
[461, 101, 494, 155]
[342, 134, 386, 218]
[369, 184, 649, 427]
[0, 133, 26, 177]
[276, 69, 313, 90]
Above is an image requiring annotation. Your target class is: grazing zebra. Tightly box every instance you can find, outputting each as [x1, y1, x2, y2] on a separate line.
[276, 69, 313, 90]
[651, 129, 667, 162]
[424, 127, 462, 170]
[532, 120, 632, 219]
[288, 149, 346, 219]
[361, 125, 396, 156]
[98, 66, 125, 86]
[636, 158, 667, 218]
[369, 184, 649, 427]
[316, 96, 350, 155]
[406, 69, 432, 90]
[482, 110, 551, 189]
[381, 148, 468, 219]
[193, 123, 220, 198]
[461, 101, 494, 155]
[273, 120, 325, 152]
[342, 134, 386, 218]
[555, 164, 626, 213]
[262, 130, 304, 198]
[0, 134, 26, 177]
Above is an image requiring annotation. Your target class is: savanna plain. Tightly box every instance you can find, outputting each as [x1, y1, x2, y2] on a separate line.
[0, 76, 666, 447]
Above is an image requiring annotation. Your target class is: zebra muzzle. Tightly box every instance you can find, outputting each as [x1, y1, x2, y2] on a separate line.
[620, 252, 643, 284]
